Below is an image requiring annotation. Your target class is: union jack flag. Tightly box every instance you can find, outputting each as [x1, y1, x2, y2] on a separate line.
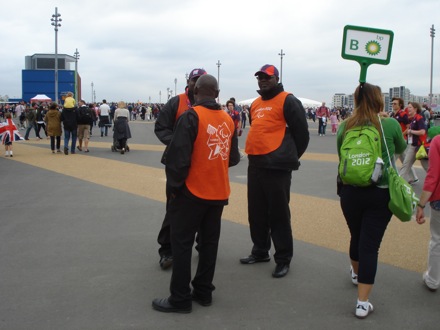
[0, 118, 24, 144]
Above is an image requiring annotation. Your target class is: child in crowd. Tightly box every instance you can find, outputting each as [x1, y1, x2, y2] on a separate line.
[63, 92, 76, 109]
[330, 111, 339, 135]
[0, 112, 23, 157]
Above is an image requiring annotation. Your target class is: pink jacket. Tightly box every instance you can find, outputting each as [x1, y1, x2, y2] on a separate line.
[423, 135, 440, 202]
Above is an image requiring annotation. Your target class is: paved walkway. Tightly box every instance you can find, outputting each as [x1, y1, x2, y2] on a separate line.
[0, 119, 438, 329]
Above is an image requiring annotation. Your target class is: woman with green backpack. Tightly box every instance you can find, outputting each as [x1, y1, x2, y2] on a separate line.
[337, 83, 407, 319]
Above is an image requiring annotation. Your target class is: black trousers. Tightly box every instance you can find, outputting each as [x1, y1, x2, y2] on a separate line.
[50, 136, 61, 151]
[247, 166, 293, 264]
[157, 182, 201, 258]
[340, 185, 392, 284]
[167, 192, 223, 308]
[157, 182, 173, 257]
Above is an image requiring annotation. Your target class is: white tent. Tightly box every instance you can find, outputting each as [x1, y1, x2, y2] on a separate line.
[238, 96, 321, 108]
[30, 94, 52, 102]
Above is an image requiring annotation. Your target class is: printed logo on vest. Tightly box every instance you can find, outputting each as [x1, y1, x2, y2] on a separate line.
[206, 122, 232, 160]
[254, 106, 272, 119]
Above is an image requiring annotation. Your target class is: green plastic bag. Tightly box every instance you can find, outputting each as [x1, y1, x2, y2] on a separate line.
[415, 144, 428, 160]
[387, 167, 419, 222]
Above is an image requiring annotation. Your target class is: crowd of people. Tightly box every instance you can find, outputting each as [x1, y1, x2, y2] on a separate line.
[0, 96, 137, 155]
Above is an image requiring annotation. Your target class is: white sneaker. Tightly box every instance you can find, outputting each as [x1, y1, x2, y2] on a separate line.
[350, 266, 358, 286]
[5, 151, 9, 157]
[423, 271, 437, 292]
[356, 301, 373, 319]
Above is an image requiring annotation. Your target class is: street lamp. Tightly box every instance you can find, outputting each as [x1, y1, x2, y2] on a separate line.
[174, 78, 177, 96]
[51, 7, 62, 104]
[73, 48, 80, 102]
[429, 24, 435, 107]
[91, 82, 94, 103]
[216, 60, 221, 103]
[159, 91, 161, 103]
[278, 49, 285, 84]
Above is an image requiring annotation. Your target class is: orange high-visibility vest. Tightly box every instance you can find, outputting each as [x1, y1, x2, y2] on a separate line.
[185, 106, 235, 200]
[245, 92, 290, 155]
[175, 93, 191, 120]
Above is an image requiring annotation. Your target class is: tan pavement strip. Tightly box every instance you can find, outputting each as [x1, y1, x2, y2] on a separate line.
[9, 142, 430, 273]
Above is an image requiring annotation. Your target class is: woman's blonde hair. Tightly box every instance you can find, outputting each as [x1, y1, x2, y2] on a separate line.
[118, 101, 126, 108]
[344, 83, 383, 135]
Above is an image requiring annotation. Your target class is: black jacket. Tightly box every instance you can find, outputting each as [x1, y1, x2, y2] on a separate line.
[248, 83, 309, 170]
[154, 89, 195, 146]
[61, 107, 79, 131]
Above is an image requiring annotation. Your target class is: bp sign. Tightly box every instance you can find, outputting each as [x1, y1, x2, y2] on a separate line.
[342, 25, 394, 82]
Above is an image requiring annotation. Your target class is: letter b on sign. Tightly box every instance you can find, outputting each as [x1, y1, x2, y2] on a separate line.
[350, 39, 359, 50]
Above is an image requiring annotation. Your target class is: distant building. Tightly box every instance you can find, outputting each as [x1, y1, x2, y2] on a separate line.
[388, 86, 411, 111]
[332, 93, 353, 109]
[22, 53, 81, 103]
[332, 86, 440, 113]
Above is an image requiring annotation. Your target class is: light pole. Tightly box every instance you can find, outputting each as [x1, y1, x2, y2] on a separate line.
[174, 78, 177, 96]
[278, 49, 285, 84]
[51, 7, 62, 104]
[73, 48, 80, 102]
[429, 24, 435, 107]
[159, 91, 161, 103]
[91, 82, 94, 103]
[216, 60, 221, 103]
[167, 87, 170, 100]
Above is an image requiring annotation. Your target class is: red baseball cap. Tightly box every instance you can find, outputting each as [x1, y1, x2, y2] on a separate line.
[255, 64, 279, 78]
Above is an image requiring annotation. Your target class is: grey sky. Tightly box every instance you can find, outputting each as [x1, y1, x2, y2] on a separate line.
[0, 0, 438, 104]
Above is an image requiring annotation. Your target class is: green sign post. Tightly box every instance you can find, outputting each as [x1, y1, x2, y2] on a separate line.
[342, 25, 394, 83]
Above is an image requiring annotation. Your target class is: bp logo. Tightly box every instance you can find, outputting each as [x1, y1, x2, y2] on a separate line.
[365, 40, 381, 56]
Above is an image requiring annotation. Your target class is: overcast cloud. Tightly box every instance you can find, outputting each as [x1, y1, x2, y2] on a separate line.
[0, 0, 439, 104]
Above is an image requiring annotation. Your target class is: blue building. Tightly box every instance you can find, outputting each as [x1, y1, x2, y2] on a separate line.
[22, 53, 81, 103]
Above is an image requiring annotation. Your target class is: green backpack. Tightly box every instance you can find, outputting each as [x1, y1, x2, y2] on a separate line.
[339, 125, 382, 187]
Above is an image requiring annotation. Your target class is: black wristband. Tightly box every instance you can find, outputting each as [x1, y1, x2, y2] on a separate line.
[417, 203, 425, 209]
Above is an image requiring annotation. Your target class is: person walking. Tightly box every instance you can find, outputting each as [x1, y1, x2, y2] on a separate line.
[337, 83, 407, 319]
[24, 103, 40, 140]
[416, 134, 440, 292]
[226, 99, 241, 133]
[0, 112, 23, 157]
[98, 100, 111, 137]
[61, 103, 79, 155]
[240, 64, 309, 278]
[113, 101, 131, 154]
[390, 97, 418, 184]
[154, 68, 207, 270]
[316, 102, 330, 136]
[77, 100, 94, 153]
[399, 102, 426, 184]
[44, 102, 62, 153]
[36, 106, 48, 139]
[152, 74, 240, 313]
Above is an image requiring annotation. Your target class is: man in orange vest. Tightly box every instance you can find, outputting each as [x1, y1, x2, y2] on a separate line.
[154, 68, 207, 270]
[152, 74, 240, 313]
[240, 64, 309, 278]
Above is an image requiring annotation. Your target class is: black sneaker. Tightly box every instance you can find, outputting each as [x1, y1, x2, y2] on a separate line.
[64, 147, 68, 155]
